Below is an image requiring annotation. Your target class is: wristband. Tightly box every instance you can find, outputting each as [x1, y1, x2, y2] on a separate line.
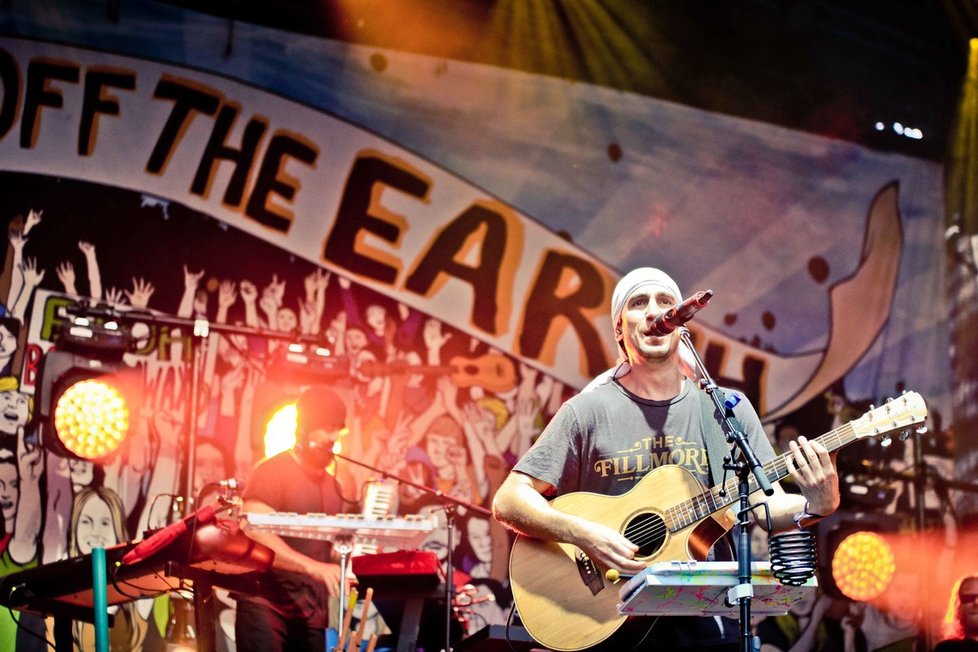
[792, 501, 826, 530]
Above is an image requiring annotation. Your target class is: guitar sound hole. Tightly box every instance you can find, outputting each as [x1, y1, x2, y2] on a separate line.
[624, 512, 666, 557]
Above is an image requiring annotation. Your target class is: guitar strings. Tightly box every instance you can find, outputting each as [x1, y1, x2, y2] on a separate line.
[618, 425, 855, 549]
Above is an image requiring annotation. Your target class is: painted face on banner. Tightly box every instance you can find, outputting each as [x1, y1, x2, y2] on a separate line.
[68, 458, 95, 489]
[0, 462, 18, 522]
[0, 390, 29, 435]
[365, 304, 387, 333]
[0, 325, 16, 357]
[194, 441, 228, 492]
[276, 307, 298, 333]
[77, 495, 117, 555]
[467, 516, 493, 564]
[345, 328, 368, 355]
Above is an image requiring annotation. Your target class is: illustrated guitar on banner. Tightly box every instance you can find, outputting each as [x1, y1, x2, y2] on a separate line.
[508, 392, 928, 651]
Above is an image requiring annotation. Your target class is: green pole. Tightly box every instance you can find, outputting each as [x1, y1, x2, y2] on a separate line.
[92, 546, 109, 652]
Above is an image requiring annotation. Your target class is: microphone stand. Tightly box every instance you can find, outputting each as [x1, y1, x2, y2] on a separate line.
[334, 452, 491, 652]
[678, 327, 773, 652]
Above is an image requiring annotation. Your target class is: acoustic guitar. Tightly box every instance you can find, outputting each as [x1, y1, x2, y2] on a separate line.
[508, 392, 928, 651]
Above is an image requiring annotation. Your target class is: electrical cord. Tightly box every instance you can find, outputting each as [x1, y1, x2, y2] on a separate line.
[7, 600, 55, 651]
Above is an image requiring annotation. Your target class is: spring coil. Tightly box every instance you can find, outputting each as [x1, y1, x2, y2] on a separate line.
[768, 530, 817, 586]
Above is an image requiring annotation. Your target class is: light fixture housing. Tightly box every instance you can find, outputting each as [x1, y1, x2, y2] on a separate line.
[34, 315, 137, 461]
[816, 509, 900, 602]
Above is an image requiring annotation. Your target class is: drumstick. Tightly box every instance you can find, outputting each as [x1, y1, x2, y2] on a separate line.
[364, 633, 378, 652]
[352, 587, 374, 647]
[339, 586, 357, 650]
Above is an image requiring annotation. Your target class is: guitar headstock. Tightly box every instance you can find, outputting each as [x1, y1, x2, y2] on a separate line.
[850, 391, 928, 442]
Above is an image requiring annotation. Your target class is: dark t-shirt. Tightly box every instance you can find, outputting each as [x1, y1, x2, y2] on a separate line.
[514, 378, 774, 649]
[238, 450, 350, 627]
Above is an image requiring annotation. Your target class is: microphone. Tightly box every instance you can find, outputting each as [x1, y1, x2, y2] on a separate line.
[648, 290, 713, 336]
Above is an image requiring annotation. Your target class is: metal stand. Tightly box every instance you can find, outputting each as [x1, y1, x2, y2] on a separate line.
[336, 538, 353, 641]
[678, 327, 773, 652]
[444, 504, 457, 652]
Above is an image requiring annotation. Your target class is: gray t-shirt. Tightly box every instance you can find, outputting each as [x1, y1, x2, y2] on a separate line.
[515, 378, 774, 498]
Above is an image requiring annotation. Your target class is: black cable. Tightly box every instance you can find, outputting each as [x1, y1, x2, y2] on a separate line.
[7, 604, 56, 651]
[331, 462, 368, 507]
[147, 493, 181, 531]
[110, 561, 154, 601]
[109, 560, 180, 601]
[503, 599, 519, 652]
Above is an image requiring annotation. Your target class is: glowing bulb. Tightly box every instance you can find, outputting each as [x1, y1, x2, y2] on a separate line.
[53, 379, 130, 459]
[831, 531, 895, 602]
[264, 402, 298, 458]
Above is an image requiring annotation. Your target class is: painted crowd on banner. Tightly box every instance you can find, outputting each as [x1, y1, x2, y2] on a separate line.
[0, 2, 975, 650]
[0, 173, 962, 651]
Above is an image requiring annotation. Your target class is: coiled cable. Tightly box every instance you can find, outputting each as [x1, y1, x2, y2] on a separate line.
[768, 530, 817, 586]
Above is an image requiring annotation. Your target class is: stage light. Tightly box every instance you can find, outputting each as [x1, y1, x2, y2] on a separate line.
[263, 401, 298, 458]
[52, 379, 130, 459]
[830, 530, 895, 602]
[816, 510, 899, 602]
[34, 314, 136, 461]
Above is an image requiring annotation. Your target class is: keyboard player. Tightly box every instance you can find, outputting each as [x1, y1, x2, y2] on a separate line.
[235, 386, 358, 652]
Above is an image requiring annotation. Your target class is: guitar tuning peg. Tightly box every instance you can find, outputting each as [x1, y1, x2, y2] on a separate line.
[899, 429, 912, 441]
[869, 404, 876, 411]
[886, 396, 894, 403]
[916, 426, 928, 435]
[880, 435, 892, 447]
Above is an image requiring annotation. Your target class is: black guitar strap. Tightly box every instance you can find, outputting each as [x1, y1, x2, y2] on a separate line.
[697, 386, 732, 487]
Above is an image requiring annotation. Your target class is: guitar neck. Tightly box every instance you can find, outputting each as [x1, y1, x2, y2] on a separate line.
[666, 403, 913, 532]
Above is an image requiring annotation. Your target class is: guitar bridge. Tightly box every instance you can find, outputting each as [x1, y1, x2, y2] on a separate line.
[575, 549, 605, 596]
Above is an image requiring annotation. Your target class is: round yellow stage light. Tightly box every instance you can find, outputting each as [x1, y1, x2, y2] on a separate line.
[831, 530, 895, 602]
[52, 379, 130, 459]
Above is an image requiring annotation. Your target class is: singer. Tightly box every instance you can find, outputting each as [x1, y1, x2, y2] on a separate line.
[234, 386, 359, 652]
[492, 267, 841, 651]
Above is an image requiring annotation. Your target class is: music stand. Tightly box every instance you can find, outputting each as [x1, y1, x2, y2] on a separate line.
[618, 561, 815, 617]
